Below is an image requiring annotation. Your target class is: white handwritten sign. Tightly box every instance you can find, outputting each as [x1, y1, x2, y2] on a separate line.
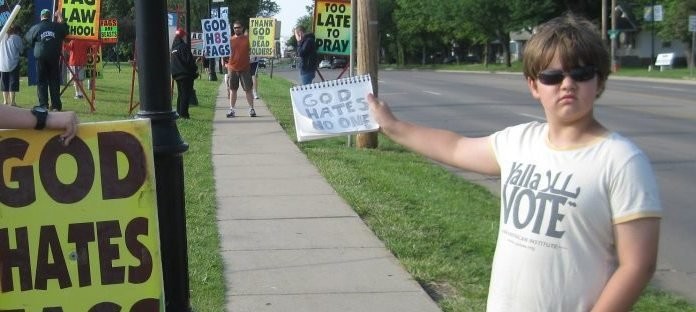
[290, 75, 378, 142]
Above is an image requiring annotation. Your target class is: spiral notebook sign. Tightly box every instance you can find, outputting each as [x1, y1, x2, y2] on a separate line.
[290, 75, 379, 142]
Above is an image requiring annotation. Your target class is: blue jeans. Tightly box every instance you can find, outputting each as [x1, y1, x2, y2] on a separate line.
[300, 71, 315, 85]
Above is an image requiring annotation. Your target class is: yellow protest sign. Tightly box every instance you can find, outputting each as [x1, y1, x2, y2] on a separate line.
[59, 0, 101, 40]
[0, 119, 164, 311]
[87, 43, 103, 79]
[249, 18, 276, 57]
[313, 0, 351, 56]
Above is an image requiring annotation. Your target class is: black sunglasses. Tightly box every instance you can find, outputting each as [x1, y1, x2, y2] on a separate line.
[538, 66, 597, 85]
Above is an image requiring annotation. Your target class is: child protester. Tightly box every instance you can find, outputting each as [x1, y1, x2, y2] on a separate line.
[367, 13, 662, 312]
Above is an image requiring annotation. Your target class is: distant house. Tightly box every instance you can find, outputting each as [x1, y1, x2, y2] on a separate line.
[509, 7, 689, 68]
[509, 30, 532, 62]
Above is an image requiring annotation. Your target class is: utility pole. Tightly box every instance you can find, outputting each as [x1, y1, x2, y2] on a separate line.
[207, 0, 217, 81]
[186, 0, 198, 106]
[355, 0, 379, 148]
[651, 0, 656, 70]
[601, 0, 607, 42]
[610, 0, 618, 72]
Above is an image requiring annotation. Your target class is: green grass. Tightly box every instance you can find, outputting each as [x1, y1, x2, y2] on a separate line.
[15, 64, 694, 311]
[259, 73, 696, 311]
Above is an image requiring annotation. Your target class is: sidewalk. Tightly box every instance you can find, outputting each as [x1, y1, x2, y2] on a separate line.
[211, 82, 442, 312]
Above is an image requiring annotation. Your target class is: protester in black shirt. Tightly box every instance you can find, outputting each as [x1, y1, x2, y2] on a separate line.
[25, 9, 69, 111]
[294, 25, 318, 85]
[170, 28, 198, 119]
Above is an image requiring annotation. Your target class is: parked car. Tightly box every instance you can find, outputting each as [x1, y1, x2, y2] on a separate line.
[442, 54, 480, 64]
[257, 58, 267, 68]
[461, 54, 481, 63]
[442, 56, 458, 64]
[319, 59, 331, 69]
[331, 58, 347, 69]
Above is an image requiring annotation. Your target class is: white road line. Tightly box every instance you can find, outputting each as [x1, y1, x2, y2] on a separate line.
[423, 90, 441, 95]
[518, 113, 545, 121]
[644, 86, 689, 92]
[378, 92, 408, 96]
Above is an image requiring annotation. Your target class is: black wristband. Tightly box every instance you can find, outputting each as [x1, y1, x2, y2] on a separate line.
[31, 106, 48, 130]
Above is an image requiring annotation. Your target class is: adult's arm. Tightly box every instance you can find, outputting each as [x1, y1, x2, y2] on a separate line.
[0, 106, 79, 145]
[24, 26, 34, 46]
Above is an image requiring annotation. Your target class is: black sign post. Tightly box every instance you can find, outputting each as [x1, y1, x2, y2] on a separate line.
[135, 0, 192, 310]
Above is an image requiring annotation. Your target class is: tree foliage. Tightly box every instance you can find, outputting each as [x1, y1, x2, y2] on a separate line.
[285, 4, 314, 51]
[385, 0, 559, 66]
[656, 0, 696, 66]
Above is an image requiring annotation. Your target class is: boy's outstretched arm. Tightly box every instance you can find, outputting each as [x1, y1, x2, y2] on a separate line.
[368, 94, 499, 176]
[591, 218, 660, 312]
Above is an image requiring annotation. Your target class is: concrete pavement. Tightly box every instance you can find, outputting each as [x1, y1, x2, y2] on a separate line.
[211, 82, 442, 312]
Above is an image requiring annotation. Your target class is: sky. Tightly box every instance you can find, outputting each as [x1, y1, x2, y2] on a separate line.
[272, 0, 313, 39]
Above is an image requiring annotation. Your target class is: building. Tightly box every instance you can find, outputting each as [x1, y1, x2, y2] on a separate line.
[509, 7, 689, 68]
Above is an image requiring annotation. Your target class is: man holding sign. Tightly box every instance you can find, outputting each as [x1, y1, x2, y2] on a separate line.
[224, 21, 256, 118]
[25, 9, 69, 111]
[295, 25, 318, 85]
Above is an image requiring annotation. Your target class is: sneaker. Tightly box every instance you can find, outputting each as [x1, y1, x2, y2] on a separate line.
[249, 108, 257, 117]
[226, 109, 235, 118]
[253, 92, 260, 99]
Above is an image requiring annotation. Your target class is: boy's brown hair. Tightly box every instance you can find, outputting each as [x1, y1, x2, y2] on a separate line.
[522, 13, 611, 97]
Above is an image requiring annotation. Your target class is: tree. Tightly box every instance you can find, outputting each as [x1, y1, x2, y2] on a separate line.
[388, 0, 559, 66]
[377, 0, 398, 64]
[393, 0, 444, 64]
[257, 0, 280, 17]
[285, 4, 314, 51]
[657, 0, 696, 67]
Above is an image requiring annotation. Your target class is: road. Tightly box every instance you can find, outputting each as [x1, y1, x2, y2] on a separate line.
[271, 66, 696, 303]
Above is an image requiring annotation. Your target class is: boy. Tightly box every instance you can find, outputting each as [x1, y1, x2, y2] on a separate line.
[368, 14, 661, 311]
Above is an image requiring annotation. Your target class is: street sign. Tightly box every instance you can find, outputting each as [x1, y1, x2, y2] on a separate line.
[655, 53, 674, 66]
[689, 15, 696, 32]
[644, 5, 664, 22]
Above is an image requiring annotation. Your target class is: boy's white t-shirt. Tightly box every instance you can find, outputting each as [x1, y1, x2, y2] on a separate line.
[488, 122, 661, 312]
